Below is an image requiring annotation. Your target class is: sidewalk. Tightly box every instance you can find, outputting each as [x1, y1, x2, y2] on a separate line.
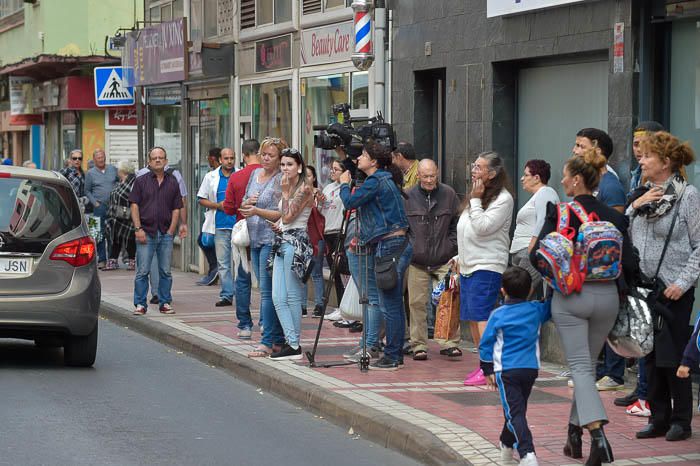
[99, 269, 700, 466]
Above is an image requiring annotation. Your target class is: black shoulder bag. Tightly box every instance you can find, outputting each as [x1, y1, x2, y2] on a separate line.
[374, 237, 409, 290]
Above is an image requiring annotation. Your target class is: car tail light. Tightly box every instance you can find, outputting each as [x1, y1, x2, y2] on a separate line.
[50, 236, 96, 267]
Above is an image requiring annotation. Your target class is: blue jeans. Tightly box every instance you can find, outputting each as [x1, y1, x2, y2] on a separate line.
[375, 236, 413, 362]
[596, 342, 626, 385]
[94, 203, 108, 263]
[303, 249, 325, 308]
[637, 356, 648, 399]
[135, 231, 174, 307]
[235, 261, 252, 330]
[251, 245, 284, 348]
[272, 242, 305, 349]
[347, 248, 383, 349]
[214, 229, 233, 301]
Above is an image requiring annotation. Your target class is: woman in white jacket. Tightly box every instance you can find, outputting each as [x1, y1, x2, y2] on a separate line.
[455, 151, 514, 386]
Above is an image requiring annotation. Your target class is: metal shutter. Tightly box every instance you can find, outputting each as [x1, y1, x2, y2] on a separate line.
[303, 0, 322, 14]
[240, 0, 255, 29]
[106, 130, 139, 167]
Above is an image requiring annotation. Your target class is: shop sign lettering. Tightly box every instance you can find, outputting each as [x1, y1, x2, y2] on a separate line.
[122, 18, 188, 86]
[255, 35, 292, 73]
[301, 22, 353, 66]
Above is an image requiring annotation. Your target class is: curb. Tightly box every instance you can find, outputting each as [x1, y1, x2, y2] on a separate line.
[100, 300, 471, 466]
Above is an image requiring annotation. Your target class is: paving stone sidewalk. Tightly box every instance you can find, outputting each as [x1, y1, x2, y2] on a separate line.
[99, 269, 700, 466]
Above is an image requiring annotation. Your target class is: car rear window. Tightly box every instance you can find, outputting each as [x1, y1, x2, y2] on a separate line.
[0, 177, 82, 254]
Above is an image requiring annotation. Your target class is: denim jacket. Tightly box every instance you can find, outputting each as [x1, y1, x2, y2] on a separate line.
[339, 170, 408, 245]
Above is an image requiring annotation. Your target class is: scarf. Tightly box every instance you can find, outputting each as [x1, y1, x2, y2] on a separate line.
[630, 172, 687, 219]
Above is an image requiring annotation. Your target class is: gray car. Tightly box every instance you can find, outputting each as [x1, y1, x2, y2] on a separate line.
[0, 166, 100, 366]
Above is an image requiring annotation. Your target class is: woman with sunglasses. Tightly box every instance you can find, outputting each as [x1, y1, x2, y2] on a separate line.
[268, 148, 315, 360]
[338, 141, 412, 371]
[239, 137, 286, 358]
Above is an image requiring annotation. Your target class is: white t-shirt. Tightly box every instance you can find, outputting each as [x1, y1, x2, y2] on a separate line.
[456, 189, 514, 275]
[510, 186, 560, 253]
[320, 181, 344, 233]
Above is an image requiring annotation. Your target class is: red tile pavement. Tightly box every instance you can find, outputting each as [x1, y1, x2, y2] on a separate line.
[100, 268, 700, 465]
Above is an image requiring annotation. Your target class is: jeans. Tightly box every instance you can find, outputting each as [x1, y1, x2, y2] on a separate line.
[637, 356, 648, 399]
[94, 203, 108, 263]
[235, 261, 253, 330]
[272, 242, 305, 349]
[375, 236, 413, 362]
[251, 245, 284, 348]
[347, 248, 383, 349]
[595, 342, 626, 385]
[134, 231, 174, 307]
[304, 248, 325, 308]
[214, 229, 233, 301]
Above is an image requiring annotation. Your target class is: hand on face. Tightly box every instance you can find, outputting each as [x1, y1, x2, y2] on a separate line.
[470, 178, 485, 199]
[339, 170, 352, 184]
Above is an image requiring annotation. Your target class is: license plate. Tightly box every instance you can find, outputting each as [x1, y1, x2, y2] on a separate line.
[0, 258, 30, 276]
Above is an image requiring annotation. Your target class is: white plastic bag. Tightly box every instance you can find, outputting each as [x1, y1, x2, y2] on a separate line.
[339, 277, 362, 321]
[231, 219, 250, 278]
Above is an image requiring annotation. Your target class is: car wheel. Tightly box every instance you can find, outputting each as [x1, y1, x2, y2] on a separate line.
[64, 323, 98, 367]
[35, 337, 63, 348]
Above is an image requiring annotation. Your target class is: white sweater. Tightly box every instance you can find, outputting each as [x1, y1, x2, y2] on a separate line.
[456, 189, 514, 275]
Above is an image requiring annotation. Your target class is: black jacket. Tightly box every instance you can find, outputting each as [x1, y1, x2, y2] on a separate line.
[404, 183, 459, 270]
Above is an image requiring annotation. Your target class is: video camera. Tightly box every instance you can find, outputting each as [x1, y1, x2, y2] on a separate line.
[313, 103, 395, 158]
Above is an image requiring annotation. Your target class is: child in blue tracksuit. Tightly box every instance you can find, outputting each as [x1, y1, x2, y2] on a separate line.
[676, 316, 700, 410]
[480, 266, 551, 466]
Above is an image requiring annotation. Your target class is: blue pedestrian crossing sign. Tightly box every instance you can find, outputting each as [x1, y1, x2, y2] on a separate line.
[94, 67, 134, 107]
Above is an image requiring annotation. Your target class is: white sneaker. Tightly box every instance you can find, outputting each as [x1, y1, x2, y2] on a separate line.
[326, 309, 343, 321]
[626, 399, 651, 417]
[518, 452, 539, 466]
[342, 345, 361, 359]
[596, 376, 624, 391]
[567, 378, 574, 388]
[238, 328, 252, 340]
[500, 442, 514, 462]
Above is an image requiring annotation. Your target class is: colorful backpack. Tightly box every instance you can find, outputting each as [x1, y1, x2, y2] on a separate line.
[534, 203, 583, 296]
[568, 201, 623, 282]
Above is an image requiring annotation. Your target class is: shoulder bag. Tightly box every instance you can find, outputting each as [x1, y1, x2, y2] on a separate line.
[608, 194, 683, 358]
[374, 237, 409, 290]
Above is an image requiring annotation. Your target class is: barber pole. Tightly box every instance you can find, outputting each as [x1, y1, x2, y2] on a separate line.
[351, 0, 374, 71]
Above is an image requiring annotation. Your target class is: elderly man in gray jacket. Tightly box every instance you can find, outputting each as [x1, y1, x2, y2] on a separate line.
[405, 159, 461, 360]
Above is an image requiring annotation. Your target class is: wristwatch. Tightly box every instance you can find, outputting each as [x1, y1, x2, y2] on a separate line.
[135, 226, 143, 231]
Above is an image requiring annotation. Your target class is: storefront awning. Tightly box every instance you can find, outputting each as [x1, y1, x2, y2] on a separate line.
[0, 54, 119, 81]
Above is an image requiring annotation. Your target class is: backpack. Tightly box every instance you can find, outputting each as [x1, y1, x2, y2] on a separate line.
[568, 201, 623, 282]
[307, 206, 327, 257]
[534, 203, 582, 296]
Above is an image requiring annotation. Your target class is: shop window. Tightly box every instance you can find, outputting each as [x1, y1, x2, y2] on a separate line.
[248, 80, 292, 144]
[0, 0, 22, 19]
[150, 105, 182, 169]
[670, 19, 700, 188]
[351, 71, 368, 109]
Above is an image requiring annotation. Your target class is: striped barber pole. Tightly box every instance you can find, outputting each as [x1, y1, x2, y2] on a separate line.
[354, 10, 371, 54]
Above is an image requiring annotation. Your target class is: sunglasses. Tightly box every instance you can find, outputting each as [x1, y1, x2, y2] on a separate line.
[281, 148, 300, 157]
[264, 137, 281, 144]
[72, 157, 83, 161]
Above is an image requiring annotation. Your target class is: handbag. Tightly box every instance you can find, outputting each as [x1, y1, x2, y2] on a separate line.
[608, 194, 682, 358]
[434, 273, 460, 341]
[114, 205, 131, 221]
[374, 237, 409, 290]
[201, 232, 215, 248]
[339, 277, 362, 321]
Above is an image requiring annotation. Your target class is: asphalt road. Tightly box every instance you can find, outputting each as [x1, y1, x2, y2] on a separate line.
[0, 317, 420, 466]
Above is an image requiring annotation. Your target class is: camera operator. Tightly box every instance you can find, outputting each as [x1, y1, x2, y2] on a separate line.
[339, 141, 413, 371]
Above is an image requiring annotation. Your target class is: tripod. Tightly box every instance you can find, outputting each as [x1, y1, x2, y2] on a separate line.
[305, 204, 372, 371]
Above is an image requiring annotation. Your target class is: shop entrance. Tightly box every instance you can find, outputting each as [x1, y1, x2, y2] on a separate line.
[517, 60, 608, 207]
[413, 68, 446, 180]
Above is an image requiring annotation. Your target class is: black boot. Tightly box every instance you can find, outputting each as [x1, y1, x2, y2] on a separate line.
[563, 423, 583, 459]
[586, 426, 614, 466]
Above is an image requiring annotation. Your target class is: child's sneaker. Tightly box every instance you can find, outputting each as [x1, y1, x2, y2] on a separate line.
[518, 452, 539, 466]
[626, 399, 651, 417]
[500, 442, 514, 462]
[464, 368, 487, 386]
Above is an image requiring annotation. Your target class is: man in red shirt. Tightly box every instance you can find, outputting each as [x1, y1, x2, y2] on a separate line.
[223, 139, 261, 338]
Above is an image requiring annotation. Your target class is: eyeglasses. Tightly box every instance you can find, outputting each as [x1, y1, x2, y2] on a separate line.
[471, 162, 489, 173]
[72, 157, 83, 161]
[331, 167, 344, 172]
[281, 148, 300, 157]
